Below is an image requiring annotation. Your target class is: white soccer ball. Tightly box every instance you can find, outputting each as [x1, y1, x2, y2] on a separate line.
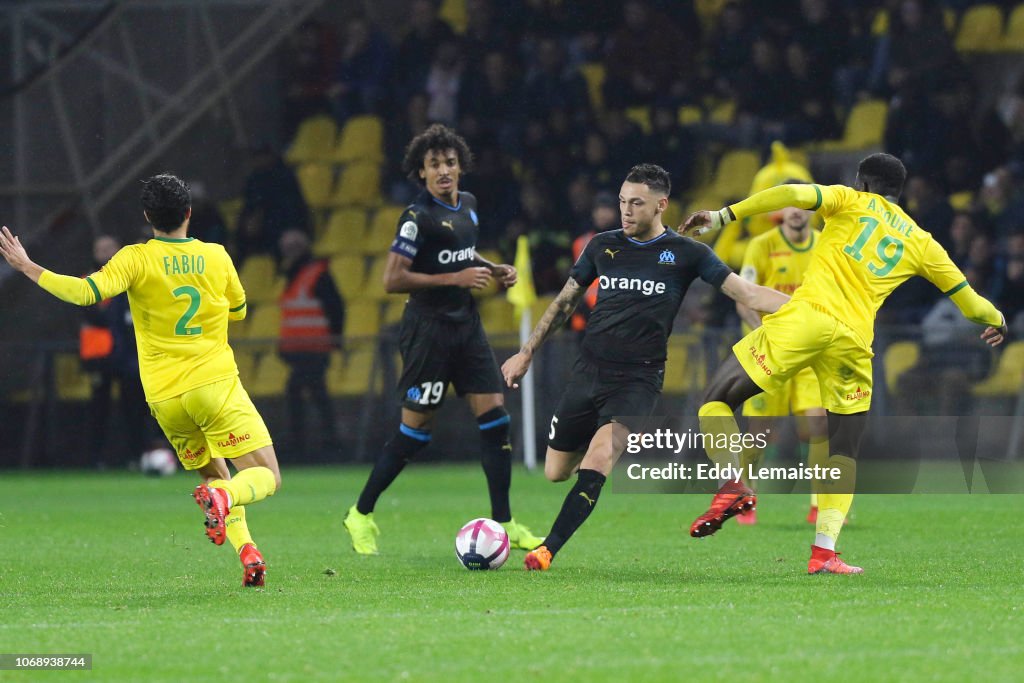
[139, 448, 178, 476]
[455, 518, 509, 570]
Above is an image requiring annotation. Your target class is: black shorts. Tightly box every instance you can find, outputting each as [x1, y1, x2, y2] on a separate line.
[547, 355, 664, 453]
[397, 308, 503, 412]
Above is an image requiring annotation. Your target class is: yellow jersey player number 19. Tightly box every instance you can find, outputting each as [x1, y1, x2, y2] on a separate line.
[681, 153, 1006, 575]
[0, 174, 281, 588]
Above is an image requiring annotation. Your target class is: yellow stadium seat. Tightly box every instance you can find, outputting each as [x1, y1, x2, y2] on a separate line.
[884, 340, 920, 393]
[712, 149, 761, 201]
[314, 208, 368, 257]
[331, 162, 382, 208]
[664, 334, 705, 393]
[530, 295, 556, 328]
[955, 4, 1004, 53]
[55, 353, 92, 401]
[439, 0, 468, 34]
[478, 296, 517, 336]
[249, 352, 289, 397]
[973, 341, 1024, 397]
[239, 255, 284, 304]
[296, 163, 335, 210]
[333, 115, 385, 164]
[949, 191, 974, 211]
[346, 299, 382, 339]
[1003, 3, 1024, 49]
[218, 197, 243, 234]
[578, 63, 606, 110]
[328, 255, 367, 300]
[234, 350, 257, 386]
[363, 256, 390, 300]
[663, 199, 683, 231]
[364, 205, 404, 254]
[245, 304, 281, 342]
[625, 106, 652, 134]
[678, 105, 703, 127]
[816, 100, 888, 152]
[328, 343, 378, 396]
[285, 115, 337, 165]
[382, 299, 406, 327]
[708, 99, 736, 125]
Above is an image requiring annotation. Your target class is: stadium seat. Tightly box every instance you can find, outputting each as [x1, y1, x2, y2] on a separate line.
[625, 106, 652, 134]
[332, 115, 385, 164]
[678, 105, 703, 127]
[328, 255, 367, 300]
[478, 296, 517, 336]
[364, 205, 405, 254]
[663, 199, 683, 230]
[816, 100, 887, 151]
[296, 163, 335, 210]
[249, 352, 289, 397]
[948, 191, 974, 211]
[362, 256, 390, 300]
[1003, 3, 1024, 49]
[315, 208, 367, 257]
[664, 335, 705, 393]
[239, 255, 284, 305]
[55, 353, 92, 401]
[439, 0, 468, 34]
[955, 4, 1004, 53]
[285, 115, 337, 165]
[708, 99, 735, 125]
[245, 304, 281, 343]
[578, 63, 606, 110]
[884, 340, 920, 393]
[972, 341, 1024, 397]
[218, 197, 243, 235]
[234, 349, 258, 386]
[382, 299, 406, 327]
[346, 299, 382, 339]
[712, 149, 761, 201]
[328, 343, 378, 396]
[331, 162, 382, 208]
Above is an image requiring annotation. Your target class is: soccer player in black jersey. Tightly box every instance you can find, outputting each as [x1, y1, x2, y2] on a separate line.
[344, 124, 542, 554]
[501, 164, 790, 570]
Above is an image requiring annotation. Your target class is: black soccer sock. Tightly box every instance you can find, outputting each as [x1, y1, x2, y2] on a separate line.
[544, 468, 607, 557]
[355, 424, 430, 515]
[478, 408, 512, 523]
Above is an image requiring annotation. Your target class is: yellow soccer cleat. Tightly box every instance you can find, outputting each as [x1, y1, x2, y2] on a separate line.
[502, 518, 544, 550]
[343, 505, 380, 555]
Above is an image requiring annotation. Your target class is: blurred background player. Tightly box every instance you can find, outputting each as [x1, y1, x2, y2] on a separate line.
[343, 124, 542, 555]
[570, 191, 620, 335]
[682, 153, 1007, 574]
[278, 229, 346, 455]
[501, 164, 789, 571]
[734, 197, 827, 525]
[0, 175, 282, 588]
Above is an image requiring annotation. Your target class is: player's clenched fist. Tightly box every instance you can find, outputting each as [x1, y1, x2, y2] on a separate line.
[452, 266, 492, 289]
[501, 351, 531, 389]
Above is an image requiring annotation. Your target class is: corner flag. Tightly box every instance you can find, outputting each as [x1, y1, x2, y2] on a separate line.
[506, 235, 538, 470]
[506, 235, 536, 319]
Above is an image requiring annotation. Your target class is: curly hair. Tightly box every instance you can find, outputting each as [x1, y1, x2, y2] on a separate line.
[402, 124, 474, 183]
[140, 173, 191, 231]
[624, 163, 671, 196]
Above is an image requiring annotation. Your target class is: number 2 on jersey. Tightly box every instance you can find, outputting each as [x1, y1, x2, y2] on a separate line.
[172, 285, 203, 336]
[843, 216, 904, 277]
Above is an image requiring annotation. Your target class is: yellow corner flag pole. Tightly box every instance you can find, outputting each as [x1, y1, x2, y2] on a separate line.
[507, 236, 538, 470]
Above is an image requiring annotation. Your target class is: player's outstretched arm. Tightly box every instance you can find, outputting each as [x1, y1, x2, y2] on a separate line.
[501, 277, 584, 389]
[680, 184, 822, 237]
[948, 286, 1008, 347]
[0, 225, 44, 282]
[719, 272, 789, 315]
[383, 251, 491, 293]
[473, 250, 517, 287]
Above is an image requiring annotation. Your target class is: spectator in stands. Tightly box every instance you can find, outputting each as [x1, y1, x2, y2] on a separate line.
[423, 40, 465, 126]
[522, 36, 590, 124]
[459, 50, 523, 150]
[237, 145, 311, 263]
[999, 232, 1024, 333]
[603, 0, 688, 108]
[784, 41, 840, 143]
[706, 1, 753, 99]
[641, 103, 695, 190]
[734, 37, 795, 148]
[570, 191, 619, 333]
[462, 0, 515, 65]
[506, 181, 571, 294]
[385, 93, 430, 204]
[184, 180, 228, 246]
[331, 14, 392, 123]
[905, 175, 953, 248]
[278, 229, 345, 454]
[575, 131, 616, 191]
[965, 232, 1004, 302]
[565, 173, 597, 238]
[393, 0, 456, 98]
[81, 235, 149, 468]
[282, 20, 336, 137]
[947, 210, 979, 268]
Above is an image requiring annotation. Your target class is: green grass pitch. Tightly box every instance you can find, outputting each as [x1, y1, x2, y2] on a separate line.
[1, 466, 1021, 682]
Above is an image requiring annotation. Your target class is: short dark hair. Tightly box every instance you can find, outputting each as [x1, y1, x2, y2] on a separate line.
[141, 174, 191, 231]
[402, 123, 474, 182]
[857, 153, 907, 198]
[625, 163, 671, 196]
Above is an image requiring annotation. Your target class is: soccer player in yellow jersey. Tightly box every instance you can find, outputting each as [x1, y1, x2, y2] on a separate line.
[735, 201, 827, 525]
[681, 154, 1006, 574]
[0, 174, 281, 588]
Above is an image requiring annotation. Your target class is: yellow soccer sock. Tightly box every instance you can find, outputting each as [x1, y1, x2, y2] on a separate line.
[810, 492, 819, 507]
[225, 505, 255, 554]
[212, 467, 277, 507]
[807, 434, 830, 509]
[814, 454, 856, 549]
[698, 401, 742, 484]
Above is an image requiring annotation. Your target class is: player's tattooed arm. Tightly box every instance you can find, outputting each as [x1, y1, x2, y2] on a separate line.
[501, 277, 584, 388]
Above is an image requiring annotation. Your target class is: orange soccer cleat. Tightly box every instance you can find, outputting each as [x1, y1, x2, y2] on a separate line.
[239, 543, 266, 587]
[689, 480, 756, 538]
[193, 483, 230, 545]
[524, 546, 552, 571]
[807, 545, 863, 575]
[736, 507, 757, 525]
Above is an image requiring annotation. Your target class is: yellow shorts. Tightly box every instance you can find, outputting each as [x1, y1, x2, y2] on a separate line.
[148, 376, 273, 470]
[734, 300, 874, 415]
[743, 366, 822, 417]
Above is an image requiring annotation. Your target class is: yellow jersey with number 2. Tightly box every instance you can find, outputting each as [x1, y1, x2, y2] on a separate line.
[38, 236, 246, 402]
